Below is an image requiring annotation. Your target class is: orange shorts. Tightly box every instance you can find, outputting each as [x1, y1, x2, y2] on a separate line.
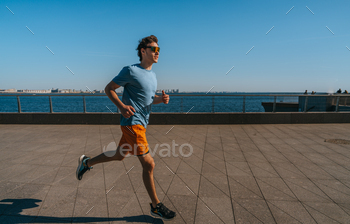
[118, 124, 149, 156]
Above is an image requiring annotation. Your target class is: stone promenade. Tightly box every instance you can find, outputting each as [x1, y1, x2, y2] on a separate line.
[1, 124, 350, 223]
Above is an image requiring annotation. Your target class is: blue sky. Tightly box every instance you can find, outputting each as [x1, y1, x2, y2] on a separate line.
[1, 0, 350, 92]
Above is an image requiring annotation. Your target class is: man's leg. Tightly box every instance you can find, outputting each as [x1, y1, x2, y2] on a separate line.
[87, 146, 127, 167]
[139, 152, 176, 220]
[76, 146, 127, 180]
[138, 153, 160, 208]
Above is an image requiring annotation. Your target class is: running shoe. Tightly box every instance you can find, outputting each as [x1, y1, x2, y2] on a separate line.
[76, 155, 92, 180]
[150, 202, 176, 221]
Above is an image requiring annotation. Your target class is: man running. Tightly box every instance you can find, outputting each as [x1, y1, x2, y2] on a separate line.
[76, 35, 176, 221]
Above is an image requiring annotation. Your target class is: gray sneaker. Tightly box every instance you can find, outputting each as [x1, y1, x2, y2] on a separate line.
[76, 155, 92, 180]
[150, 202, 176, 221]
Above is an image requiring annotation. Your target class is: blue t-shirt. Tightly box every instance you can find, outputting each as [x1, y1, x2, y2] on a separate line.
[112, 64, 157, 128]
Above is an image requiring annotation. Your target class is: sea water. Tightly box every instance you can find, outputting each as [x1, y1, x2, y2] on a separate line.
[0, 93, 300, 113]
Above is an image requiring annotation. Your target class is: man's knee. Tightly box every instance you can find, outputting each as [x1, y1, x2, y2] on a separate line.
[142, 160, 155, 172]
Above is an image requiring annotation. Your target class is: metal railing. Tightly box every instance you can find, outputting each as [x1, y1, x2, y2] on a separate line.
[1, 94, 350, 113]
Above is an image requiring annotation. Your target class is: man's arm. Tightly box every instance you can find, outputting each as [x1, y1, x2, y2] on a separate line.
[153, 90, 169, 104]
[105, 81, 135, 118]
[153, 95, 163, 104]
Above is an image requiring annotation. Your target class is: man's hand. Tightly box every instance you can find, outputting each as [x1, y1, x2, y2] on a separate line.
[120, 105, 136, 119]
[162, 90, 169, 104]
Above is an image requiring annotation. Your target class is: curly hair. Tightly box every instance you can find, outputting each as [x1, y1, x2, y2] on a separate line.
[136, 35, 158, 62]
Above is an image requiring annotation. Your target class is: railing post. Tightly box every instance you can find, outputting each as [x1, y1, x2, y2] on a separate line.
[83, 96, 86, 113]
[212, 96, 214, 113]
[49, 96, 53, 113]
[117, 94, 120, 113]
[336, 96, 340, 112]
[273, 96, 277, 112]
[17, 96, 21, 113]
[304, 96, 308, 112]
[243, 96, 246, 113]
[181, 97, 183, 113]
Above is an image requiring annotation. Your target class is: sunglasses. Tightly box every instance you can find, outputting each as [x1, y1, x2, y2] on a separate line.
[145, 46, 160, 53]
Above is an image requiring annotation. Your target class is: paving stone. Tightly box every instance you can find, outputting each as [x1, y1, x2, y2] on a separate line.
[1, 124, 350, 223]
[107, 194, 134, 220]
[270, 162, 307, 179]
[106, 172, 135, 197]
[199, 175, 227, 198]
[127, 169, 144, 192]
[37, 185, 76, 218]
[224, 150, 246, 162]
[267, 201, 305, 224]
[249, 162, 280, 178]
[223, 144, 241, 152]
[226, 161, 253, 177]
[77, 167, 106, 189]
[176, 160, 199, 175]
[109, 194, 146, 224]
[262, 151, 289, 163]
[2, 184, 50, 216]
[302, 152, 338, 166]
[256, 177, 298, 201]
[0, 164, 38, 183]
[168, 194, 197, 223]
[312, 180, 350, 204]
[244, 152, 268, 163]
[194, 199, 226, 224]
[296, 164, 335, 180]
[303, 202, 350, 224]
[181, 155, 203, 174]
[167, 175, 194, 196]
[199, 197, 234, 224]
[72, 188, 109, 222]
[202, 172, 230, 197]
[338, 203, 350, 216]
[102, 161, 127, 189]
[232, 200, 265, 224]
[268, 200, 317, 223]
[161, 195, 187, 224]
[123, 156, 140, 172]
[0, 182, 23, 199]
[321, 165, 350, 179]
[239, 143, 260, 152]
[228, 176, 263, 200]
[202, 160, 225, 176]
[161, 157, 182, 173]
[67, 143, 86, 155]
[29, 166, 61, 185]
[176, 173, 201, 195]
[284, 178, 332, 203]
[184, 145, 204, 159]
[233, 198, 275, 224]
[204, 141, 222, 151]
[257, 144, 279, 153]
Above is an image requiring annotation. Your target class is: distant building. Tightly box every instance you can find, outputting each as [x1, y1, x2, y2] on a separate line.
[15, 89, 51, 93]
[5, 88, 105, 94]
[156, 89, 179, 93]
[0, 88, 17, 92]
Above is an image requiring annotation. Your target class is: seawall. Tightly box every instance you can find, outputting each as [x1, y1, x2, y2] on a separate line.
[1, 112, 350, 124]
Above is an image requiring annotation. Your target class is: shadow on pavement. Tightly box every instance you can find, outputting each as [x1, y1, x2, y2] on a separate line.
[0, 198, 164, 223]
